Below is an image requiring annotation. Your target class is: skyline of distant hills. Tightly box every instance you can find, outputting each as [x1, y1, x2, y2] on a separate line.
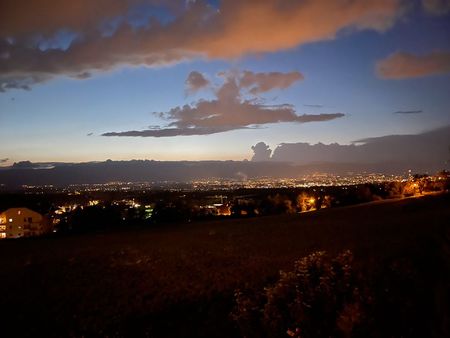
[0, 159, 446, 189]
[1, 126, 448, 188]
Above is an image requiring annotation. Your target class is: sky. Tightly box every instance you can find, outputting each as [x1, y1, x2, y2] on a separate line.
[0, 0, 449, 165]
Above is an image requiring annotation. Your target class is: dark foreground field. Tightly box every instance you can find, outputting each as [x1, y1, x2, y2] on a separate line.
[1, 194, 449, 337]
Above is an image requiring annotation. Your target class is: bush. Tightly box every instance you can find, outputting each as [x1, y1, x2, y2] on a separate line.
[232, 251, 371, 338]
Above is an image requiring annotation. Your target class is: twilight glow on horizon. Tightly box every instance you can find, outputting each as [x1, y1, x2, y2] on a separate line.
[0, 0, 449, 165]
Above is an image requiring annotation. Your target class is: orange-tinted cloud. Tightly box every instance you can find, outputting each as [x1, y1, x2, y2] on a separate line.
[422, 0, 450, 15]
[198, 0, 402, 58]
[240, 71, 303, 95]
[376, 51, 450, 79]
[0, 0, 403, 91]
[102, 70, 345, 137]
[0, 0, 181, 37]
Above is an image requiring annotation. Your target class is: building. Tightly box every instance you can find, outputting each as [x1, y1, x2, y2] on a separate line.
[0, 208, 47, 239]
[216, 204, 231, 216]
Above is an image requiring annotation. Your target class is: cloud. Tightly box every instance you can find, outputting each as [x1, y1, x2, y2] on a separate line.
[376, 51, 450, 79]
[0, 76, 33, 92]
[185, 71, 210, 94]
[73, 72, 91, 80]
[393, 110, 423, 114]
[422, 0, 450, 15]
[240, 71, 303, 95]
[102, 126, 252, 137]
[251, 142, 272, 161]
[0, 0, 129, 37]
[87, 132, 94, 136]
[0, 158, 9, 163]
[268, 125, 450, 172]
[304, 104, 323, 108]
[0, 0, 404, 91]
[103, 70, 345, 137]
[163, 79, 330, 130]
[0, 70, 51, 92]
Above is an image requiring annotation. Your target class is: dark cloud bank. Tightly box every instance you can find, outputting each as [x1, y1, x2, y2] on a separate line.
[1, 127, 449, 188]
[254, 126, 450, 172]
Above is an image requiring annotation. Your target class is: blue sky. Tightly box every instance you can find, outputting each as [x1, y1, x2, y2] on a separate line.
[0, 0, 449, 164]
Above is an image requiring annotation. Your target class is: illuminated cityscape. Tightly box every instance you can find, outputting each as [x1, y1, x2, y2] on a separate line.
[17, 173, 410, 193]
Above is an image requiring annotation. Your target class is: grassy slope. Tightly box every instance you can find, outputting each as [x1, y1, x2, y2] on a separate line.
[0, 194, 449, 337]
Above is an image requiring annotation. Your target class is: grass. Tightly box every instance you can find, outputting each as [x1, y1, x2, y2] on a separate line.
[0, 193, 449, 337]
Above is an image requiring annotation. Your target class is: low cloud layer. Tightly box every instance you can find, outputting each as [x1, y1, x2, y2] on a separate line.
[254, 125, 450, 172]
[0, 0, 404, 91]
[102, 70, 344, 137]
[377, 51, 450, 79]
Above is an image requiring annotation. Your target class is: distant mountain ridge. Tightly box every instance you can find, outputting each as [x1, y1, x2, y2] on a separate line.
[0, 159, 444, 189]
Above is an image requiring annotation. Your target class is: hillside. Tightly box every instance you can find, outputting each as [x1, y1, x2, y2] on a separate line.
[0, 194, 449, 337]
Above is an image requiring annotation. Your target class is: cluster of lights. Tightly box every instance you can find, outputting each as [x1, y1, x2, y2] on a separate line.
[16, 172, 446, 195]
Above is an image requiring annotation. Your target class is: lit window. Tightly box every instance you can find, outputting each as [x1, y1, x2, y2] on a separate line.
[0, 225, 5, 231]
[18, 210, 21, 215]
[8, 218, 13, 223]
[0, 233, 6, 239]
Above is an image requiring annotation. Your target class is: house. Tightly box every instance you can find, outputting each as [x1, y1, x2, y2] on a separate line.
[0, 208, 47, 239]
[216, 204, 231, 216]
